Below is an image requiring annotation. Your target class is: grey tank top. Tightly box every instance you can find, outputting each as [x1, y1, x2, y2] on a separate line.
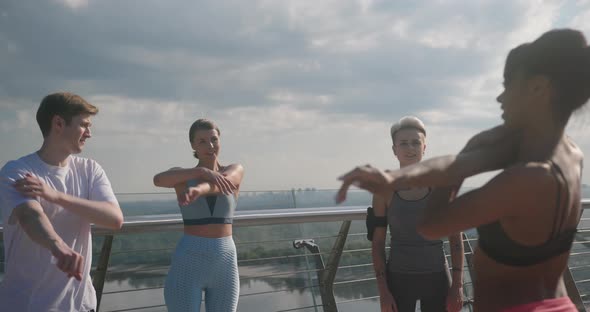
[179, 179, 236, 225]
[387, 189, 446, 273]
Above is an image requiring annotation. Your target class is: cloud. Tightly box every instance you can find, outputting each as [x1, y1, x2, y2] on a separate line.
[1, 0, 590, 191]
[570, 1, 590, 32]
[54, 0, 89, 10]
[0, 0, 561, 120]
[84, 95, 196, 147]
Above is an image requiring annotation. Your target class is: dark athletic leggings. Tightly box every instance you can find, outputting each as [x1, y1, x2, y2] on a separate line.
[387, 271, 449, 312]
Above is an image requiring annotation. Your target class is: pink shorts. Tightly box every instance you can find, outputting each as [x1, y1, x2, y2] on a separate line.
[502, 297, 577, 312]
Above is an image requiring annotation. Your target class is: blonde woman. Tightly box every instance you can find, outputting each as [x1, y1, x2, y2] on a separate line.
[369, 116, 463, 312]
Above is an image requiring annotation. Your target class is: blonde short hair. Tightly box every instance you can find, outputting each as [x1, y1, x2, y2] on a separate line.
[390, 116, 426, 142]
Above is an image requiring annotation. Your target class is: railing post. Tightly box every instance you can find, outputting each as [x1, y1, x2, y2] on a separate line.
[293, 220, 351, 312]
[293, 239, 325, 311]
[320, 220, 351, 312]
[461, 232, 476, 311]
[291, 189, 297, 208]
[564, 266, 586, 312]
[93, 234, 114, 312]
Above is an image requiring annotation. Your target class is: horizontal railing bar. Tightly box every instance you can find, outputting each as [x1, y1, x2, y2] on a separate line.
[103, 239, 375, 260]
[570, 250, 590, 256]
[107, 304, 166, 312]
[342, 247, 372, 253]
[108, 265, 324, 280]
[239, 253, 315, 264]
[106, 266, 169, 275]
[240, 284, 320, 297]
[114, 188, 371, 196]
[2, 200, 589, 235]
[105, 261, 433, 284]
[103, 285, 164, 295]
[240, 247, 375, 264]
[240, 268, 322, 279]
[241, 246, 378, 264]
[236, 233, 348, 246]
[346, 233, 368, 237]
[236, 233, 367, 246]
[98, 206, 367, 235]
[109, 247, 175, 256]
[338, 263, 374, 270]
[276, 304, 325, 312]
[333, 277, 377, 285]
[336, 295, 380, 304]
[104, 255, 379, 276]
[103, 283, 326, 298]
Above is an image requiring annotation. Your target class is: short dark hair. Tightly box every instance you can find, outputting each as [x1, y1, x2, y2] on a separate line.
[36, 92, 98, 137]
[504, 29, 590, 122]
[188, 119, 220, 159]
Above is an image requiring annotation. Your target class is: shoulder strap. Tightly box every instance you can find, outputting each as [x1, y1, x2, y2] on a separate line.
[547, 160, 570, 239]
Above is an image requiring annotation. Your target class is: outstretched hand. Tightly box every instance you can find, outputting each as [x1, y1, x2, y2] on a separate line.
[336, 165, 394, 204]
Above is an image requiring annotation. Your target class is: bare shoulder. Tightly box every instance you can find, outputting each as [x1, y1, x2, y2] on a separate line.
[442, 164, 555, 220]
[479, 163, 555, 203]
[220, 163, 244, 174]
[501, 162, 555, 185]
[371, 190, 393, 216]
[567, 138, 584, 165]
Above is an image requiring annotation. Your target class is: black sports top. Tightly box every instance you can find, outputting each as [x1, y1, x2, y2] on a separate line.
[476, 161, 578, 266]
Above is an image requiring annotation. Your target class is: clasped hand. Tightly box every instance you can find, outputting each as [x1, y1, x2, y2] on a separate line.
[13, 173, 60, 202]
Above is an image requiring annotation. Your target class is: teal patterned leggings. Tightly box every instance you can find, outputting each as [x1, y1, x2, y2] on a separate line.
[164, 235, 239, 312]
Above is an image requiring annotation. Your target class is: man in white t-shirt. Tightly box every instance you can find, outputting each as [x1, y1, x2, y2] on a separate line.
[0, 92, 124, 312]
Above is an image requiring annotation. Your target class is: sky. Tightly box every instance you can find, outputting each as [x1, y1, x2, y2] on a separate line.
[1, 0, 590, 193]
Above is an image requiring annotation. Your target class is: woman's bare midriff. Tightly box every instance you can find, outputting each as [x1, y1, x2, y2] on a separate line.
[184, 224, 232, 238]
[472, 247, 570, 312]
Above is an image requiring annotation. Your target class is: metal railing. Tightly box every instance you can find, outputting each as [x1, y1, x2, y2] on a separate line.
[92, 206, 368, 312]
[77, 199, 590, 311]
[0, 196, 589, 312]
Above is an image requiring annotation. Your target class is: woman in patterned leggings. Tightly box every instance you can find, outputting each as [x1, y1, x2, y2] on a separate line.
[153, 119, 244, 312]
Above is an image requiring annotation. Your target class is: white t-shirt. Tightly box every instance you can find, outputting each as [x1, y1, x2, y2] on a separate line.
[0, 152, 118, 312]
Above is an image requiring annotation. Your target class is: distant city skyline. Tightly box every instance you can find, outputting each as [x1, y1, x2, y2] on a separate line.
[1, 1, 589, 192]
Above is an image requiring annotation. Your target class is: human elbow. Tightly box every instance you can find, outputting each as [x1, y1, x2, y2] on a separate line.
[105, 204, 124, 230]
[102, 215, 123, 230]
[153, 174, 164, 187]
[111, 214, 124, 230]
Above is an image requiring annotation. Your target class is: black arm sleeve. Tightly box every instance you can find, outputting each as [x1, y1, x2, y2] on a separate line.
[366, 206, 388, 241]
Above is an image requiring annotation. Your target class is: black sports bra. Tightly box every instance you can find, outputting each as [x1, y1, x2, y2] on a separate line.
[476, 161, 578, 266]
